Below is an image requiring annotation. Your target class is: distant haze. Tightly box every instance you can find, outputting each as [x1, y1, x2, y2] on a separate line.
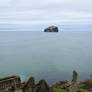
[0, 0, 92, 31]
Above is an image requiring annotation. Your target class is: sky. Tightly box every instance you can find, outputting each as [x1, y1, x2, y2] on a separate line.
[0, 0, 92, 31]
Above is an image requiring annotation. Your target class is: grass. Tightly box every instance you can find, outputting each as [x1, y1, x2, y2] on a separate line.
[54, 88, 68, 92]
[77, 89, 89, 92]
[54, 88, 89, 92]
[14, 90, 23, 92]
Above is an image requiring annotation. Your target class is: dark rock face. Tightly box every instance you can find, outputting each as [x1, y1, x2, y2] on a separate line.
[79, 79, 92, 91]
[23, 77, 54, 92]
[36, 79, 54, 92]
[51, 80, 70, 89]
[23, 77, 35, 92]
[44, 26, 59, 32]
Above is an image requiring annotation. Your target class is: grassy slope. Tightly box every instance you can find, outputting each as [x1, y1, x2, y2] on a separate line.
[54, 88, 89, 92]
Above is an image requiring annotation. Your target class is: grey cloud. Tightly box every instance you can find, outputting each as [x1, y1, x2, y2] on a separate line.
[0, 0, 92, 26]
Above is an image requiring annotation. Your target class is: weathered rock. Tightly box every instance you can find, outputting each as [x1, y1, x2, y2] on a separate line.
[0, 75, 21, 92]
[23, 76, 35, 92]
[21, 82, 26, 89]
[4, 86, 14, 92]
[69, 70, 78, 92]
[79, 79, 92, 91]
[44, 26, 59, 32]
[51, 80, 70, 89]
[23, 78, 54, 92]
[36, 79, 54, 92]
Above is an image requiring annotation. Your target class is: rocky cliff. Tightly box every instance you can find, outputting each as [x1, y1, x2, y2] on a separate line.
[0, 71, 92, 92]
[23, 77, 54, 92]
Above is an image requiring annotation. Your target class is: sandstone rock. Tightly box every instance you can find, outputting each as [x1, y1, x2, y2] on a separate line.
[44, 26, 59, 32]
[51, 80, 70, 89]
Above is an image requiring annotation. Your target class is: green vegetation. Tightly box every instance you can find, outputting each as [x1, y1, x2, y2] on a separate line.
[14, 90, 23, 92]
[54, 88, 88, 92]
[54, 88, 68, 92]
[77, 89, 89, 92]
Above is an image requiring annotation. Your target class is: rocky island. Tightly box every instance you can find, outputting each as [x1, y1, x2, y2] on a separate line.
[44, 26, 59, 32]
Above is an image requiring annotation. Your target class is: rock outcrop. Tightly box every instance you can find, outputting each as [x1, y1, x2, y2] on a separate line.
[23, 77, 54, 92]
[23, 77, 35, 92]
[0, 75, 21, 92]
[69, 70, 78, 92]
[44, 26, 59, 32]
[0, 71, 91, 92]
[51, 80, 70, 89]
[79, 79, 92, 91]
[36, 79, 54, 92]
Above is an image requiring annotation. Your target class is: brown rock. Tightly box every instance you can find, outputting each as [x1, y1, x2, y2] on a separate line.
[79, 79, 92, 91]
[0, 75, 21, 92]
[36, 79, 54, 92]
[69, 70, 78, 92]
[23, 76, 35, 92]
[23, 77, 54, 92]
[51, 80, 70, 89]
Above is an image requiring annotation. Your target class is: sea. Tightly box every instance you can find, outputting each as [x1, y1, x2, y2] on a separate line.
[0, 31, 92, 84]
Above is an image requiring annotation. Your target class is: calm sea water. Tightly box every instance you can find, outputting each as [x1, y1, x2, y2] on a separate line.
[0, 31, 92, 84]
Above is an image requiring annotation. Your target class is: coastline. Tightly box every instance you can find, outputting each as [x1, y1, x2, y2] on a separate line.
[0, 70, 91, 92]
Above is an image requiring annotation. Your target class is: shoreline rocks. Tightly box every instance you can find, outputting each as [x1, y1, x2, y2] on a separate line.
[51, 80, 70, 89]
[23, 77, 54, 92]
[0, 71, 92, 92]
[79, 79, 92, 91]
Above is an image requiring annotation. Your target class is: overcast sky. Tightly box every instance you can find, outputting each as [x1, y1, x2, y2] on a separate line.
[0, 0, 92, 30]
